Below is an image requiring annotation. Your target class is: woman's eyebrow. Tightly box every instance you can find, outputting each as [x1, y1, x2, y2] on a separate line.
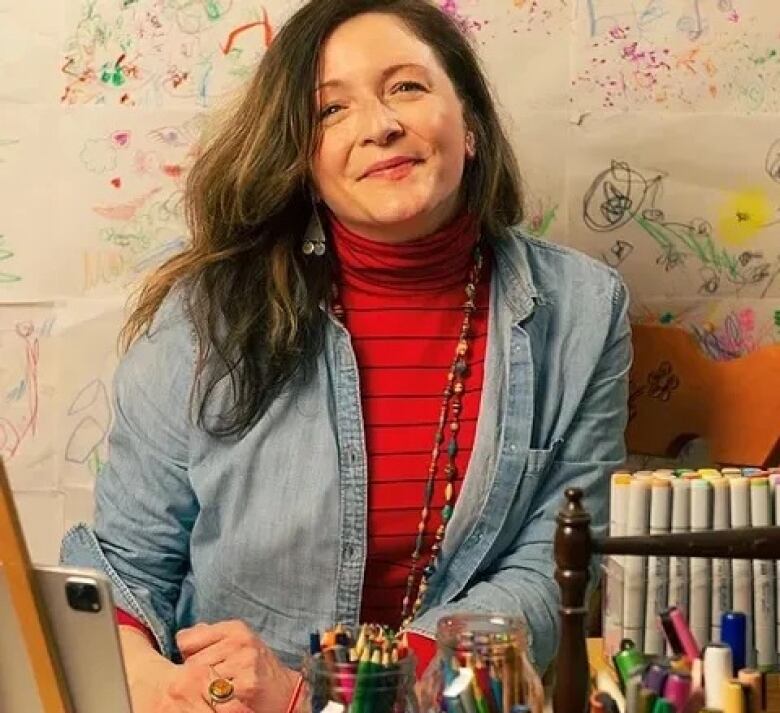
[316, 62, 430, 92]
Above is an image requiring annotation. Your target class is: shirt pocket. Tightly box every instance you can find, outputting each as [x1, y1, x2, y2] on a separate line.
[524, 438, 564, 477]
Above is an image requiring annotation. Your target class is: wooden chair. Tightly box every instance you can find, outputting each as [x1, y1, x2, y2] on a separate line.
[552, 487, 780, 713]
[627, 324, 780, 466]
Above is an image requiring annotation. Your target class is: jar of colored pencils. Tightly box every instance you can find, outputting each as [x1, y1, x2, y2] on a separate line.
[303, 624, 420, 713]
[422, 613, 544, 713]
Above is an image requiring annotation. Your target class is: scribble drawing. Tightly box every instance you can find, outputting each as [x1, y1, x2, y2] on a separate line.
[689, 307, 772, 360]
[766, 139, 780, 183]
[65, 379, 111, 478]
[0, 320, 51, 459]
[0, 140, 21, 284]
[61, 1, 274, 106]
[602, 239, 634, 267]
[584, 0, 737, 38]
[646, 360, 680, 401]
[583, 160, 780, 296]
[525, 202, 558, 237]
[80, 116, 202, 290]
[0, 236, 21, 284]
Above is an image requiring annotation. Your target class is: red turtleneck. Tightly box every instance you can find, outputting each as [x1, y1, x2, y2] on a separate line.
[116, 211, 491, 677]
[330, 211, 491, 673]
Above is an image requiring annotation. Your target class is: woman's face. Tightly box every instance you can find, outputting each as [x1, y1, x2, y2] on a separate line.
[311, 12, 472, 243]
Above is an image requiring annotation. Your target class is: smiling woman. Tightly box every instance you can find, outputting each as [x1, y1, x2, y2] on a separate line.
[312, 13, 473, 242]
[60, 1, 631, 711]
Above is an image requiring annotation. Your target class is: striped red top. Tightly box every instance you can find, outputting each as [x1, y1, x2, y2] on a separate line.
[329, 211, 491, 630]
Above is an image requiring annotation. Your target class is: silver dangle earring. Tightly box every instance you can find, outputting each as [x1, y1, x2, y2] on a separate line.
[302, 193, 327, 257]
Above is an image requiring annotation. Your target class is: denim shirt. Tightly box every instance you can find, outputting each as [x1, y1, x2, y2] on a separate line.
[61, 225, 631, 673]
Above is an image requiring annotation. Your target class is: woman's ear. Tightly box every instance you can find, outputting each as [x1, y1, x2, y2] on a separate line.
[465, 130, 476, 159]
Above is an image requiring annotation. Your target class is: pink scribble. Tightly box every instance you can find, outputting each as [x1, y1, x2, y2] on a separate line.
[609, 25, 628, 40]
[0, 323, 42, 459]
[727, 10, 739, 22]
[92, 187, 161, 221]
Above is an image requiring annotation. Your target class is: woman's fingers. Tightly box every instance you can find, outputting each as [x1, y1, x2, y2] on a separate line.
[183, 638, 237, 667]
[177, 620, 257, 658]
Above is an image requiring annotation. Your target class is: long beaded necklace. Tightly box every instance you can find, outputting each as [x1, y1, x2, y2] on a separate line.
[331, 244, 484, 630]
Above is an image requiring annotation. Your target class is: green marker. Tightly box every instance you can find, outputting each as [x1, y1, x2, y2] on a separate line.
[613, 639, 646, 691]
[651, 698, 676, 713]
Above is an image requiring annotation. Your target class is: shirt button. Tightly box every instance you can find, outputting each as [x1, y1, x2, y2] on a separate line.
[344, 544, 356, 559]
[509, 443, 518, 453]
[471, 529, 483, 544]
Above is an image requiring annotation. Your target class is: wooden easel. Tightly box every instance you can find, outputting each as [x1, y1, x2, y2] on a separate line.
[0, 458, 73, 713]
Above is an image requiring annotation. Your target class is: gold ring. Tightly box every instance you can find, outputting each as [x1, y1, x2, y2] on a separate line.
[208, 668, 235, 705]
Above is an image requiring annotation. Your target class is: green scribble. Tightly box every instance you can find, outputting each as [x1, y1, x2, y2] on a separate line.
[89, 448, 105, 478]
[206, 0, 223, 20]
[750, 48, 778, 65]
[634, 215, 739, 277]
[100, 63, 125, 86]
[659, 312, 674, 324]
[775, 310, 780, 328]
[526, 205, 558, 237]
[0, 236, 21, 284]
[122, 0, 138, 6]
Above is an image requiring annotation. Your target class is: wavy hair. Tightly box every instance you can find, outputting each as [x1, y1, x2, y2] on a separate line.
[121, 0, 524, 436]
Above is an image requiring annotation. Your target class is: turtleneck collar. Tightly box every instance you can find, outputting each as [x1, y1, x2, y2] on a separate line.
[328, 210, 479, 295]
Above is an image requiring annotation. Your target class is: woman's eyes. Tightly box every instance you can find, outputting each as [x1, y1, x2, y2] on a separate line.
[319, 104, 344, 120]
[318, 82, 428, 121]
[391, 80, 427, 94]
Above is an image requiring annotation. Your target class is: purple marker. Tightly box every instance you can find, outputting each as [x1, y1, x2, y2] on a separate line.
[643, 662, 670, 696]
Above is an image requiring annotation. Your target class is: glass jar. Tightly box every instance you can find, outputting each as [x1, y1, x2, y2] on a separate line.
[420, 613, 544, 713]
[304, 647, 420, 713]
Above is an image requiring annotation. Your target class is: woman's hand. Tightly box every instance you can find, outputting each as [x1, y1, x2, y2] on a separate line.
[121, 627, 252, 712]
[176, 620, 303, 712]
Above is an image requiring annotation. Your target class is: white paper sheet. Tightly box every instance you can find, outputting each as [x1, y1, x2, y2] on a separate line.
[565, 112, 780, 300]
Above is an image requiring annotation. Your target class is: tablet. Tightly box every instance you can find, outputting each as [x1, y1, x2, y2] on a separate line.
[0, 564, 133, 713]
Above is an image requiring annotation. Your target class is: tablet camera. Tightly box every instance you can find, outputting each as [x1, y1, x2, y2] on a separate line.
[65, 579, 102, 613]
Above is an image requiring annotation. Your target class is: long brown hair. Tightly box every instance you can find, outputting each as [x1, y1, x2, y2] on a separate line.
[121, 0, 524, 436]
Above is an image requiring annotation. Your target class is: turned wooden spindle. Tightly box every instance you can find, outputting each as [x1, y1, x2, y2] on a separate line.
[551, 489, 780, 713]
[553, 487, 592, 713]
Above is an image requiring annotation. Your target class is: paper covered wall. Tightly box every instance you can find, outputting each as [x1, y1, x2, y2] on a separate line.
[1, 0, 777, 561]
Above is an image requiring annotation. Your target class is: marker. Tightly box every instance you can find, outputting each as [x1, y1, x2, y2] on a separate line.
[624, 479, 652, 648]
[721, 611, 748, 674]
[443, 666, 478, 713]
[662, 671, 691, 713]
[614, 639, 646, 691]
[668, 479, 690, 647]
[689, 479, 712, 649]
[642, 662, 669, 696]
[722, 679, 746, 713]
[607, 474, 632, 656]
[703, 643, 733, 710]
[638, 688, 656, 713]
[711, 478, 732, 641]
[750, 477, 777, 669]
[668, 606, 700, 661]
[650, 698, 674, 713]
[771, 473, 780, 655]
[737, 669, 762, 713]
[721, 468, 742, 478]
[625, 674, 642, 713]
[729, 477, 754, 667]
[659, 608, 684, 656]
[645, 479, 671, 655]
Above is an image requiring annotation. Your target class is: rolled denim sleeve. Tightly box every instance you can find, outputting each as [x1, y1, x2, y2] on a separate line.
[60, 293, 197, 659]
[410, 274, 631, 672]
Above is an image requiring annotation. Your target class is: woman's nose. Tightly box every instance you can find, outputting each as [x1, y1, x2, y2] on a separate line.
[358, 100, 404, 146]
